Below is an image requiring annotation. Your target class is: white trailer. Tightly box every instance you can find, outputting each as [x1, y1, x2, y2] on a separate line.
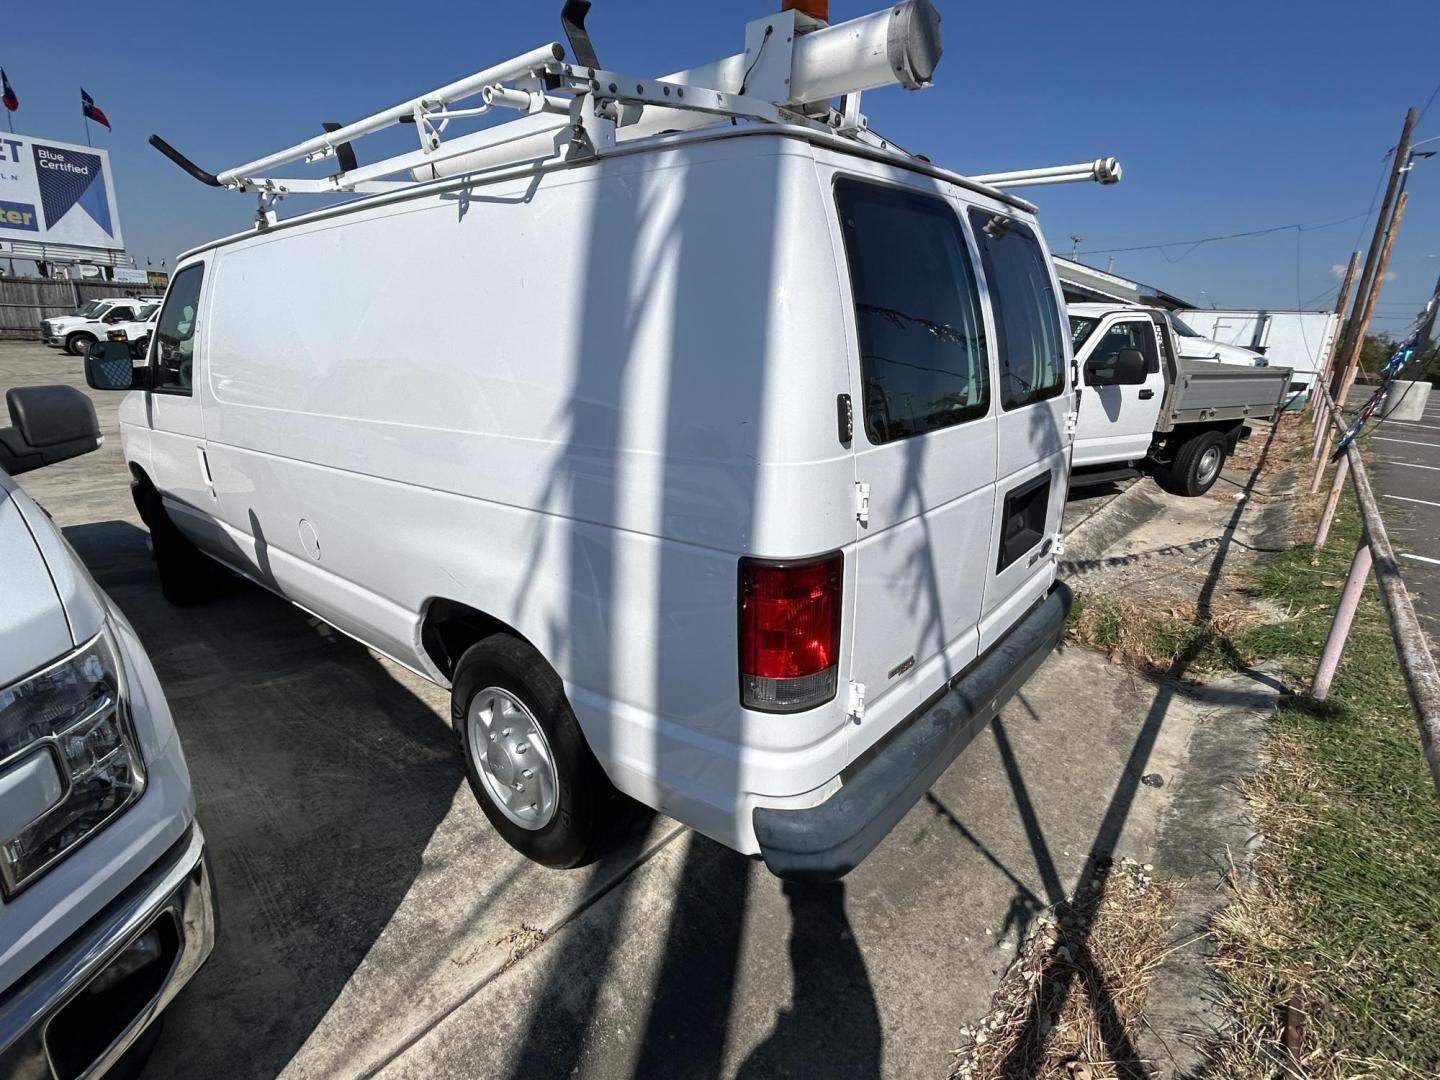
[1175, 309, 1339, 399]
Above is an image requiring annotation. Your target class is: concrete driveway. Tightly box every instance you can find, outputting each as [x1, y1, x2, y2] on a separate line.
[1, 342, 1274, 1078]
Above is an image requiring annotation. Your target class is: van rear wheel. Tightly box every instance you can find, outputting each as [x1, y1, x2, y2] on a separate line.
[1158, 431, 1228, 497]
[453, 634, 610, 868]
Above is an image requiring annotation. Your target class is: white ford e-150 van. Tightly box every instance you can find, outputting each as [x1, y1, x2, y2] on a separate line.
[87, 0, 1113, 880]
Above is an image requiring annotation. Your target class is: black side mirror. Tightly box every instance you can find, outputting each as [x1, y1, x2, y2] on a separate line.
[1112, 347, 1148, 386]
[86, 340, 143, 391]
[0, 386, 102, 476]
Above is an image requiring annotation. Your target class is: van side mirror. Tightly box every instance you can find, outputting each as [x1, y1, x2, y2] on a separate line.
[86, 340, 144, 391]
[0, 386, 102, 476]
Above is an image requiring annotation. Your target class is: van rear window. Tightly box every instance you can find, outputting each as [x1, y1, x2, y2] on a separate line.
[969, 211, 1066, 411]
[835, 179, 989, 445]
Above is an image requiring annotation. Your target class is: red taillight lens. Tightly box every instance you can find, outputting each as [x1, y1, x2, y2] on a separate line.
[739, 552, 843, 713]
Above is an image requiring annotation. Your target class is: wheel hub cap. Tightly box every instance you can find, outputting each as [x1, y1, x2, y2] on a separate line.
[1199, 447, 1221, 485]
[466, 687, 558, 831]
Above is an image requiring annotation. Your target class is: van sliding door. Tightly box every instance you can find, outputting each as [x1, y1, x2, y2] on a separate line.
[968, 210, 1072, 652]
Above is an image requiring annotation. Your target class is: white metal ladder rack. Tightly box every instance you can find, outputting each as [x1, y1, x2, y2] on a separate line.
[148, 0, 1122, 228]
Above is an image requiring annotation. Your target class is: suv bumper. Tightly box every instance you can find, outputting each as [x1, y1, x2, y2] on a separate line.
[754, 582, 1071, 882]
[0, 822, 216, 1080]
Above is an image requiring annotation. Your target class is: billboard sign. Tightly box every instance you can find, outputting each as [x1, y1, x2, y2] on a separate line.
[0, 133, 124, 251]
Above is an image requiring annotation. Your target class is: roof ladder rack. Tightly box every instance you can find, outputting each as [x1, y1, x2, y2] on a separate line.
[147, 0, 1123, 227]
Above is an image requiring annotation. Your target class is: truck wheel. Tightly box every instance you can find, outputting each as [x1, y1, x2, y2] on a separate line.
[1160, 431, 1228, 497]
[141, 487, 216, 605]
[453, 634, 611, 868]
[66, 332, 97, 356]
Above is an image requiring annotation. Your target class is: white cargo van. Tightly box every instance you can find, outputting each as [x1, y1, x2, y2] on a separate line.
[88, 0, 1115, 880]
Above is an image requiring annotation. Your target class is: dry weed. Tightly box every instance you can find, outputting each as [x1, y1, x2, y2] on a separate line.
[950, 860, 1178, 1080]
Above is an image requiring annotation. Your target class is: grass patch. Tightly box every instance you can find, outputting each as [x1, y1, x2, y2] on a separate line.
[1197, 488, 1440, 1078]
[1067, 428, 1440, 1075]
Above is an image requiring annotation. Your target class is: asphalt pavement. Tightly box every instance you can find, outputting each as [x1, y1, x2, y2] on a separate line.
[1351, 387, 1440, 634]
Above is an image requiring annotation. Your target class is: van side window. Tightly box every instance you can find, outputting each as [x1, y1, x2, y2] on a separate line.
[968, 212, 1066, 411]
[835, 179, 989, 445]
[151, 264, 205, 395]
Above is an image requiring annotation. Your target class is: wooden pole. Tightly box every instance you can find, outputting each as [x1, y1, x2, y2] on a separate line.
[1310, 249, 1360, 427]
[1312, 192, 1409, 490]
[1330, 107, 1417, 400]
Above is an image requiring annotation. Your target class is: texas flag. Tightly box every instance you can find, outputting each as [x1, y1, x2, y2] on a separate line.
[81, 88, 110, 130]
[1, 69, 17, 113]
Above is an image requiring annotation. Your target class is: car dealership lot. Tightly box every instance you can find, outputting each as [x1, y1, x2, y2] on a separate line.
[1, 341, 1277, 1077]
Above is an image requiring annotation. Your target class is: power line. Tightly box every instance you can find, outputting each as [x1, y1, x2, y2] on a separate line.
[1419, 77, 1440, 125]
[1076, 211, 1371, 260]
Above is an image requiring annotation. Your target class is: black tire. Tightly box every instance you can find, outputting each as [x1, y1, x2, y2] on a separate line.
[141, 486, 217, 605]
[1158, 430, 1228, 497]
[453, 634, 612, 868]
[66, 331, 97, 356]
[130, 336, 150, 360]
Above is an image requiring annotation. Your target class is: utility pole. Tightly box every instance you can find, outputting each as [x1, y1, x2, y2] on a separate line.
[1313, 192, 1409, 489]
[1330, 107, 1418, 400]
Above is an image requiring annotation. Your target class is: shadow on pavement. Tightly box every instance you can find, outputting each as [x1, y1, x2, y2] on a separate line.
[64, 519, 463, 1080]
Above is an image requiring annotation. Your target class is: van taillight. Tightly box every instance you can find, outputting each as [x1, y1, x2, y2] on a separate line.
[739, 553, 843, 713]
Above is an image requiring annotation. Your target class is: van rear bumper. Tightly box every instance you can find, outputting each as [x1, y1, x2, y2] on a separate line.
[753, 581, 1071, 882]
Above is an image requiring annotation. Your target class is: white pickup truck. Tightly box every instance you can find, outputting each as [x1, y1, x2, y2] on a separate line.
[41, 298, 164, 357]
[1069, 303, 1292, 496]
[1166, 310, 1268, 368]
[0, 385, 216, 1077]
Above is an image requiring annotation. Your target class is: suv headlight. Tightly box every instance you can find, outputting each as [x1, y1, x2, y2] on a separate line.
[0, 624, 147, 897]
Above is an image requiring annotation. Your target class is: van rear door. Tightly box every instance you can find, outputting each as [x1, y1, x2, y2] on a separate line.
[967, 209, 1072, 651]
[828, 175, 997, 731]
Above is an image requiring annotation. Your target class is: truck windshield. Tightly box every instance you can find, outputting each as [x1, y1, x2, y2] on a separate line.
[75, 301, 103, 317]
[834, 179, 990, 444]
[1070, 316, 1100, 351]
[1168, 314, 1203, 337]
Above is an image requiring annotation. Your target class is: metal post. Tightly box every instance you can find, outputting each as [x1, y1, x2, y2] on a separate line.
[1312, 541, 1374, 701]
[1314, 454, 1351, 549]
[1313, 192, 1409, 491]
[1329, 107, 1417, 401]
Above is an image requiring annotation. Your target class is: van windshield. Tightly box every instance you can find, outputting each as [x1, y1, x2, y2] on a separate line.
[834, 179, 990, 444]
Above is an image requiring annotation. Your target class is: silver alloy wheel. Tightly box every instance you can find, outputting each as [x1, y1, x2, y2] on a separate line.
[1197, 445, 1223, 487]
[466, 686, 559, 831]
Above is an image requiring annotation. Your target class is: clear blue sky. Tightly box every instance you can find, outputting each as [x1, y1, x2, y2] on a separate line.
[7, 1, 1438, 328]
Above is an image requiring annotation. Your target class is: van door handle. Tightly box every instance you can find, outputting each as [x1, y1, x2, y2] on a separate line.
[197, 447, 215, 490]
[1138, 389, 1155, 400]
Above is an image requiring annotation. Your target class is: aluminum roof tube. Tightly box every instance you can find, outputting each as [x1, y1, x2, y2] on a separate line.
[788, 0, 943, 104]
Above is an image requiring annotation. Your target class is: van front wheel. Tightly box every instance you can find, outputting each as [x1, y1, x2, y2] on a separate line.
[1158, 431, 1228, 497]
[453, 634, 610, 868]
[141, 487, 216, 605]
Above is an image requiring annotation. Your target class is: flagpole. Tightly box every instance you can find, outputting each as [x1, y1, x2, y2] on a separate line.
[84, 115, 91, 147]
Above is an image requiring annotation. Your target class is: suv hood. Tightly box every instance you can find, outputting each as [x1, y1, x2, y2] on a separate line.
[0, 486, 72, 684]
